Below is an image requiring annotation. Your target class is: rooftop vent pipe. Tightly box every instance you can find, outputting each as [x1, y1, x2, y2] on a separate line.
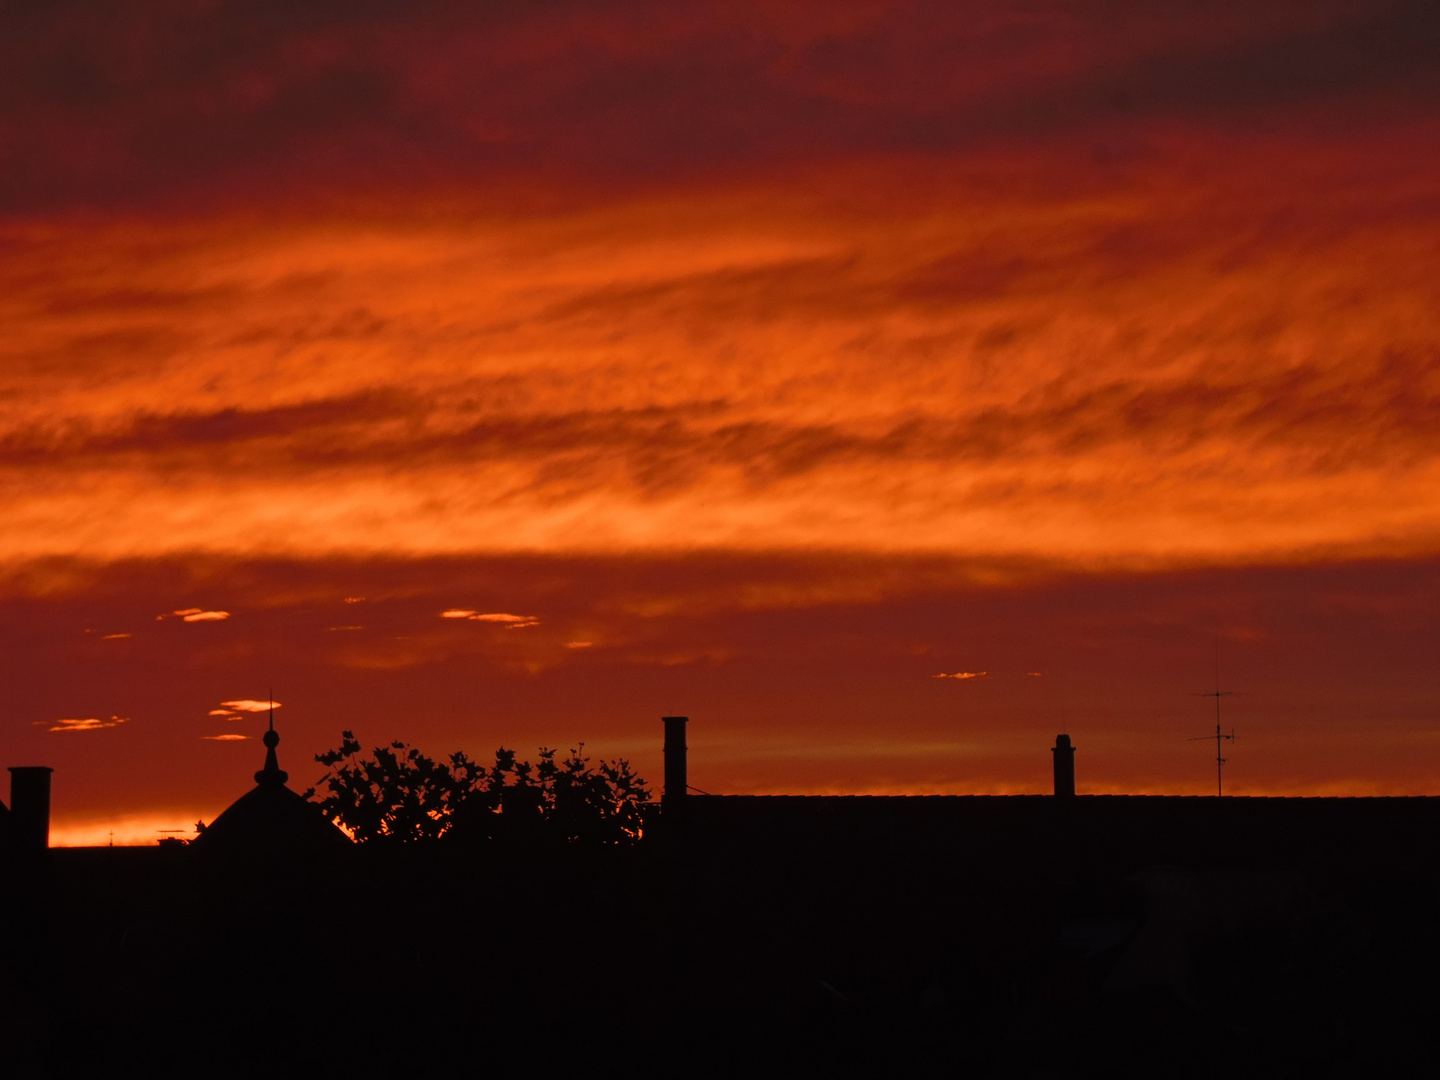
[663, 716, 688, 813]
[1052, 735, 1076, 797]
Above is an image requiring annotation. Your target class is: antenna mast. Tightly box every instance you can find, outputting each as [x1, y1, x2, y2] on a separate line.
[1189, 640, 1236, 796]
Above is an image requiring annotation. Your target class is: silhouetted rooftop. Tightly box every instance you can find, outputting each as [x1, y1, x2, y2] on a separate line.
[189, 717, 349, 859]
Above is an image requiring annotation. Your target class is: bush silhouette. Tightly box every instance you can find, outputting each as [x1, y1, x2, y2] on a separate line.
[305, 731, 651, 844]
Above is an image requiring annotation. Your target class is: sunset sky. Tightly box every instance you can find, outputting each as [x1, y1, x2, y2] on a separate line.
[3, 1, 1438, 844]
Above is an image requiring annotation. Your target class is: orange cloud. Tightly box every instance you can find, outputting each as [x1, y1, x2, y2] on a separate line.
[934, 671, 987, 680]
[470, 613, 539, 628]
[2, 133, 1437, 573]
[217, 699, 280, 712]
[45, 715, 129, 732]
[442, 610, 539, 627]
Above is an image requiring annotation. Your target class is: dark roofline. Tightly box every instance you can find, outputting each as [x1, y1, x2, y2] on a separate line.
[689, 793, 1440, 802]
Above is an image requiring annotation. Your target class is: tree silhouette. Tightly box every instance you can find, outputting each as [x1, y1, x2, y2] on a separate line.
[305, 732, 651, 844]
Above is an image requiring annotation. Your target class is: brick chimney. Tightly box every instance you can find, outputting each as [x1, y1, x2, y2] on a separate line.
[8, 766, 54, 850]
[662, 716, 689, 813]
[1052, 735, 1075, 797]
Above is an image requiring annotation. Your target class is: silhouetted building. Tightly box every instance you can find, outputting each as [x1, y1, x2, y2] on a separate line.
[647, 716, 1440, 1074]
[189, 715, 349, 860]
[0, 765, 52, 857]
[659, 716, 1440, 900]
[10, 713, 1440, 1077]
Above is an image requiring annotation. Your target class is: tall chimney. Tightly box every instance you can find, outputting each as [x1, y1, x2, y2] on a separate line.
[1052, 735, 1075, 797]
[662, 716, 689, 812]
[8, 766, 54, 850]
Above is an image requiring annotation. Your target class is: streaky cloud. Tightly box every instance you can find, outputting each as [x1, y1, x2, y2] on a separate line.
[46, 715, 129, 732]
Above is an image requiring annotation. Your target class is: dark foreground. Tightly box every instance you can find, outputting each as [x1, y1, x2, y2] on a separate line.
[4, 795, 1437, 1078]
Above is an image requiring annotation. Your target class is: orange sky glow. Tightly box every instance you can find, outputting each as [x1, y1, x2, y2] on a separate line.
[1, 2, 1437, 843]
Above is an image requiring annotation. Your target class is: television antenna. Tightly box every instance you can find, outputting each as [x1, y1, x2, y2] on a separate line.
[1190, 641, 1236, 796]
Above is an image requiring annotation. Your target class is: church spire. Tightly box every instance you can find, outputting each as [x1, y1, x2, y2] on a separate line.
[254, 697, 288, 787]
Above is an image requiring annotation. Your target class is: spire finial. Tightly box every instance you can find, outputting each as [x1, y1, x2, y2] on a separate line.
[255, 691, 287, 787]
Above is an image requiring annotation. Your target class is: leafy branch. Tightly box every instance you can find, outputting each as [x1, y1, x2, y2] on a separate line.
[304, 731, 651, 845]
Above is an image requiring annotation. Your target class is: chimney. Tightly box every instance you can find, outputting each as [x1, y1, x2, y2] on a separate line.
[1052, 735, 1075, 797]
[662, 716, 689, 812]
[8, 767, 54, 851]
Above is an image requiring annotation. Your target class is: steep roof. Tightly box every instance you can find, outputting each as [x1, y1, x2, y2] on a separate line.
[191, 718, 350, 860]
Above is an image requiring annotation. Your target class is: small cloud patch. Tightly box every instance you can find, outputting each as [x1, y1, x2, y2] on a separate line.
[218, 699, 280, 712]
[566, 641, 593, 649]
[442, 610, 540, 628]
[158, 608, 230, 622]
[472, 612, 540, 628]
[101, 632, 132, 640]
[327, 625, 363, 631]
[934, 671, 988, 680]
[203, 734, 249, 741]
[344, 597, 365, 604]
[44, 715, 129, 733]
[1027, 671, 1043, 677]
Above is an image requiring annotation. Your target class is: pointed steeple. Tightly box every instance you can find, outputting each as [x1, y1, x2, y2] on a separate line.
[254, 699, 288, 787]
